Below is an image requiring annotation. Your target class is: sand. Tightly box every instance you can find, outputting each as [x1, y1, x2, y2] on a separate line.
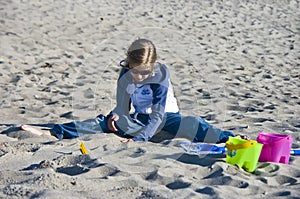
[1, 0, 300, 198]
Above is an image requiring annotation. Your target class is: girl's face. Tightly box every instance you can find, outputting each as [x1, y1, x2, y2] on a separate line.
[130, 64, 153, 83]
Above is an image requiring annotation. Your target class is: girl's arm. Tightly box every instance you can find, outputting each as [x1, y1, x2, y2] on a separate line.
[110, 68, 131, 116]
[132, 84, 168, 142]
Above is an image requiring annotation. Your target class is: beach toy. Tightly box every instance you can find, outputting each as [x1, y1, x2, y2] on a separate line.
[226, 136, 263, 172]
[290, 149, 300, 155]
[257, 132, 292, 164]
[80, 142, 89, 155]
[180, 142, 226, 155]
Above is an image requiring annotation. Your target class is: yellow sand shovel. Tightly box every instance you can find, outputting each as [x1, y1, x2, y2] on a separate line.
[79, 141, 89, 155]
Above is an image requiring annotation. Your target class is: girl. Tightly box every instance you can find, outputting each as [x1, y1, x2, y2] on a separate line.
[21, 39, 246, 143]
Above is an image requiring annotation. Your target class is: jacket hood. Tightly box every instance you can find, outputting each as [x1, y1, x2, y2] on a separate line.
[142, 62, 170, 87]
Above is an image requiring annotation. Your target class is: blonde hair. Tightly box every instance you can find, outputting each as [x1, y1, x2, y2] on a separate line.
[126, 39, 157, 70]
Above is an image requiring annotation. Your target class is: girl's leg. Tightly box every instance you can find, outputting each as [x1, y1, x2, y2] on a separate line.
[161, 112, 201, 141]
[162, 112, 234, 143]
[51, 114, 110, 139]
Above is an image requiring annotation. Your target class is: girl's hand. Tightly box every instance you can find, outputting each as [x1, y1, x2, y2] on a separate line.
[121, 138, 134, 143]
[107, 114, 119, 132]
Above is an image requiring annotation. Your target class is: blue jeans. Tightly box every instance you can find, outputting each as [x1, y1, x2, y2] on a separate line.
[50, 113, 234, 143]
[161, 112, 234, 143]
[50, 114, 110, 140]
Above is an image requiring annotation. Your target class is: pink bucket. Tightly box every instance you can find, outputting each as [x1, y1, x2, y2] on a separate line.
[257, 132, 292, 164]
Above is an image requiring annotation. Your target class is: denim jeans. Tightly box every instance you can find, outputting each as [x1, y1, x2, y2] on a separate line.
[50, 114, 110, 140]
[50, 112, 234, 143]
[161, 112, 234, 143]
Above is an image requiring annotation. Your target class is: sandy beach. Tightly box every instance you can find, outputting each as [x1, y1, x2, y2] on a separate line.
[1, 0, 300, 198]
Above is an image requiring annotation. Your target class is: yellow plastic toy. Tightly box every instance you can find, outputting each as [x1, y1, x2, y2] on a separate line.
[80, 142, 89, 155]
[226, 136, 263, 172]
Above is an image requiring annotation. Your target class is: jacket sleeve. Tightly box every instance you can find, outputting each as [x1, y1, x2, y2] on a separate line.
[111, 68, 131, 116]
[132, 84, 168, 141]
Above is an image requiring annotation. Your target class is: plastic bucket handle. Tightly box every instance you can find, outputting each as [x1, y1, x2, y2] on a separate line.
[226, 140, 257, 151]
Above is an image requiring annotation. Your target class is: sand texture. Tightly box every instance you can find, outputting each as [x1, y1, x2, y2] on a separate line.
[1, 0, 300, 198]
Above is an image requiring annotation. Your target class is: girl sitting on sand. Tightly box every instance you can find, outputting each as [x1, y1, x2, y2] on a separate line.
[21, 39, 248, 143]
